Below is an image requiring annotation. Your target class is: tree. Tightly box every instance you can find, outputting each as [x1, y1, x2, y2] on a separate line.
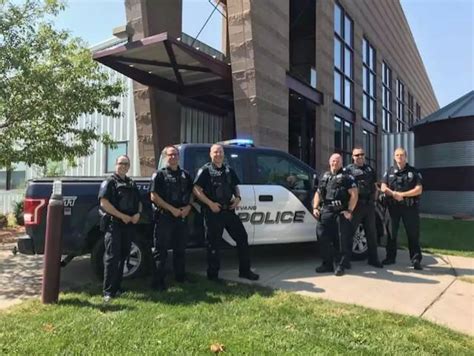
[0, 0, 124, 188]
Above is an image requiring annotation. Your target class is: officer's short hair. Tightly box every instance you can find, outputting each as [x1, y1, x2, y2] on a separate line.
[161, 145, 179, 157]
[352, 146, 364, 153]
[116, 155, 130, 164]
[394, 147, 407, 156]
[210, 143, 223, 151]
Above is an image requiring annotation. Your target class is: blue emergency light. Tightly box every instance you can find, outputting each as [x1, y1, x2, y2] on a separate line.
[220, 139, 254, 147]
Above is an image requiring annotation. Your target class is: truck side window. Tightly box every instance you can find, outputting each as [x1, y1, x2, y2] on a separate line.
[224, 149, 244, 183]
[255, 153, 310, 191]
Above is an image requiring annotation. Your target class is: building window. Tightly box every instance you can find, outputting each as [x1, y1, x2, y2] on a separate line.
[334, 3, 354, 109]
[382, 62, 392, 132]
[105, 141, 128, 173]
[362, 130, 376, 169]
[416, 103, 421, 121]
[362, 38, 376, 123]
[289, 0, 316, 88]
[396, 79, 405, 132]
[407, 93, 414, 128]
[0, 170, 26, 190]
[335, 116, 353, 165]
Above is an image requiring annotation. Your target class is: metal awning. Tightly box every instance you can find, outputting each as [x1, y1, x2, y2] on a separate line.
[93, 32, 233, 110]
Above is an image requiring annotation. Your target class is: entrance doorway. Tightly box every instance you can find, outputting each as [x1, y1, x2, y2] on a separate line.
[289, 90, 316, 168]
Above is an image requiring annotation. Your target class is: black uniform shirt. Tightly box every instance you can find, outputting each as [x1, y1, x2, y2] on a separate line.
[345, 163, 376, 200]
[98, 174, 141, 215]
[194, 162, 240, 206]
[382, 164, 423, 193]
[149, 166, 193, 208]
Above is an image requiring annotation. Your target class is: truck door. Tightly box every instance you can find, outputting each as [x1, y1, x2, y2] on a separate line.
[222, 148, 255, 245]
[251, 151, 317, 244]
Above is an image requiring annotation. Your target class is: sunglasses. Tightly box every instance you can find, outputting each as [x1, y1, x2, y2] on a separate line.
[353, 153, 365, 157]
[117, 162, 130, 166]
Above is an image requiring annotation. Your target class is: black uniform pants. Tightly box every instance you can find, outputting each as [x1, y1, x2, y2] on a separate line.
[386, 205, 422, 262]
[103, 222, 133, 296]
[317, 209, 353, 267]
[351, 201, 381, 264]
[152, 213, 188, 283]
[205, 210, 251, 278]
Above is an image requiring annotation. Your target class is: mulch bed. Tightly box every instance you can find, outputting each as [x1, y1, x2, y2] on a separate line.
[0, 226, 25, 244]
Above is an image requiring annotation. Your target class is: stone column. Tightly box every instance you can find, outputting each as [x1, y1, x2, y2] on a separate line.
[226, 0, 289, 151]
[314, 0, 335, 173]
[125, 0, 182, 176]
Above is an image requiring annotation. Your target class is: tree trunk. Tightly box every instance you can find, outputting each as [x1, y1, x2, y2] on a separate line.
[5, 163, 12, 191]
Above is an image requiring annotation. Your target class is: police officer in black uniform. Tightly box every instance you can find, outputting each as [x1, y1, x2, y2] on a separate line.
[98, 155, 141, 302]
[149, 145, 193, 290]
[346, 147, 383, 268]
[381, 147, 423, 270]
[193, 144, 259, 282]
[313, 153, 358, 276]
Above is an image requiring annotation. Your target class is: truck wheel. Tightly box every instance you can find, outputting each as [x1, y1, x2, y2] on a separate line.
[90, 235, 152, 280]
[351, 224, 369, 261]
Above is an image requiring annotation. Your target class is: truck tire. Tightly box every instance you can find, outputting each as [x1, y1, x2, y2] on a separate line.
[90, 235, 152, 280]
[351, 224, 369, 261]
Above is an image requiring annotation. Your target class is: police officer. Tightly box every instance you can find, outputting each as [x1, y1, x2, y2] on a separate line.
[149, 146, 193, 290]
[345, 147, 383, 268]
[193, 144, 259, 282]
[313, 153, 358, 276]
[381, 147, 423, 270]
[98, 155, 141, 302]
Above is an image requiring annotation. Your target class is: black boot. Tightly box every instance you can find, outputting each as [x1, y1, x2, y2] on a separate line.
[239, 270, 260, 281]
[315, 264, 334, 273]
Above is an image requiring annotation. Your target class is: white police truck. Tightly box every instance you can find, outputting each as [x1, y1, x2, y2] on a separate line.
[20, 139, 370, 279]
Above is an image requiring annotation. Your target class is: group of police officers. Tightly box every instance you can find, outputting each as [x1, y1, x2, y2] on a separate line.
[98, 144, 423, 301]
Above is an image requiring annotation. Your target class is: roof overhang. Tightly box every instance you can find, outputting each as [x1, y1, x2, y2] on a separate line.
[93, 32, 233, 107]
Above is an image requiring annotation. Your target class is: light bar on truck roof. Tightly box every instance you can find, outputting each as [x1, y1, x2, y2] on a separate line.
[219, 139, 254, 147]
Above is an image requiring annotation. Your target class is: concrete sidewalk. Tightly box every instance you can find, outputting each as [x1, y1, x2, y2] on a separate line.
[0, 242, 472, 336]
[186, 244, 473, 336]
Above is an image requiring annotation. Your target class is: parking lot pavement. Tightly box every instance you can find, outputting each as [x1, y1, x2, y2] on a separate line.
[0, 243, 93, 309]
[1, 242, 472, 335]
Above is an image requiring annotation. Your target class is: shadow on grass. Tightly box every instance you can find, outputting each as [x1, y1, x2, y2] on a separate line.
[59, 297, 136, 313]
[59, 274, 276, 308]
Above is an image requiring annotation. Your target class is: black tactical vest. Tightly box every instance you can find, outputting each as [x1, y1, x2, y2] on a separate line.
[112, 174, 140, 215]
[161, 167, 191, 208]
[386, 165, 420, 206]
[206, 163, 234, 206]
[319, 169, 351, 210]
[346, 163, 375, 200]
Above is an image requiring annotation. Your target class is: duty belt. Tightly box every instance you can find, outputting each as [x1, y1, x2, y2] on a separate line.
[388, 197, 417, 207]
[324, 200, 343, 207]
[322, 200, 346, 212]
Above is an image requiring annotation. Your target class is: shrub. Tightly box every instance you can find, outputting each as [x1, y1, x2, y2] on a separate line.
[0, 213, 7, 228]
[13, 200, 24, 226]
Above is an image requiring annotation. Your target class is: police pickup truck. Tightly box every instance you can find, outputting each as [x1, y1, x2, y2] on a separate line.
[18, 140, 370, 278]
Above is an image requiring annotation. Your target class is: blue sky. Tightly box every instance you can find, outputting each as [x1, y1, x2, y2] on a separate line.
[53, 0, 473, 109]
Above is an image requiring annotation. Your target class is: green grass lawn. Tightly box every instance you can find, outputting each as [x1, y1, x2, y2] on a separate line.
[1, 278, 472, 355]
[398, 218, 474, 257]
